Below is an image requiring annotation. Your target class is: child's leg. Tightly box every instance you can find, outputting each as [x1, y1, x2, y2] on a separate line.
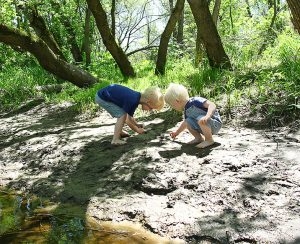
[196, 122, 214, 148]
[112, 114, 127, 145]
[95, 95, 128, 145]
[186, 123, 204, 144]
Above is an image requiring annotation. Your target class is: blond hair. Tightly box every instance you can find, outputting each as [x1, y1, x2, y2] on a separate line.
[164, 83, 189, 105]
[142, 86, 165, 110]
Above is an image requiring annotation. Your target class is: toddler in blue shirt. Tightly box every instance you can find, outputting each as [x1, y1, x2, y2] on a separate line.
[95, 84, 164, 145]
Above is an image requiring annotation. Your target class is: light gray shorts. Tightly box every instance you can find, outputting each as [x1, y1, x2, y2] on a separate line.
[185, 105, 222, 135]
[95, 93, 126, 118]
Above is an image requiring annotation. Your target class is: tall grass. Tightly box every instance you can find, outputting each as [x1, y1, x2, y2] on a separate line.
[0, 65, 57, 111]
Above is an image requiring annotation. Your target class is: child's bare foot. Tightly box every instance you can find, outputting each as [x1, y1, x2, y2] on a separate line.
[187, 135, 204, 144]
[196, 140, 214, 148]
[111, 139, 126, 145]
[120, 131, 130, 138]
[187, 138, 204, 144]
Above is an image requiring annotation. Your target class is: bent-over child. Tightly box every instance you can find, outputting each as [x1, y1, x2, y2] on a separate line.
[164, 83, 222, 148]
[95, 84, 164, 145]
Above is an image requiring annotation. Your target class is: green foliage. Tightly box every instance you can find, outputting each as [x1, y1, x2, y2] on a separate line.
[0, 64, 57, 111]
[0, 188, 87, 244]
[1, 42, 299, 126]
[47, 82, 108, 114]
[219, 0, 291, 71]
[0, 193, 18, 235]
[164, 56, 198, 87]
[0, 0, 17, 24]
[0, 0, 299, 126]
[276, 32, 300, 88]
[0, 192, 32, 236]
[90, 52, 123, 81]
[47, 217, 85, 244]
[251, 31, 300, 123]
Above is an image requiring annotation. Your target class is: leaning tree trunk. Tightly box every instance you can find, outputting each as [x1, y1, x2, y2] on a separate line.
[28, 6, 66, 61]
[187, 0, 231, 69]
[86, 0, 135, 78]
[155, 0, 185, 75]
[287, 0, 300, 34]
[0, 24, 98, 88]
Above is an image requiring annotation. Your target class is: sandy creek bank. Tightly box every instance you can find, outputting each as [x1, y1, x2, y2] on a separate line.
[0, 100, 300, 243]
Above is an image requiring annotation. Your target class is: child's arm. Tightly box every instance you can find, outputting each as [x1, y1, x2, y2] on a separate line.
[131, 117, 144, 128]
[199, 100, 216, 124]
[170, 120, 187, 139]
[126, 115, 145, 134]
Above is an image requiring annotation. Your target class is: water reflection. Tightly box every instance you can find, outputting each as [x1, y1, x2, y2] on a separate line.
[0, 189, 180, 244]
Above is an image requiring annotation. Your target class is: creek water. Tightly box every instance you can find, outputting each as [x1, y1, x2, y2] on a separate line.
[0, 189, 173, 244]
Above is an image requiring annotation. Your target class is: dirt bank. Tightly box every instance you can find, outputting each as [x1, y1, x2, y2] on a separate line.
[0, 100, 299, 243]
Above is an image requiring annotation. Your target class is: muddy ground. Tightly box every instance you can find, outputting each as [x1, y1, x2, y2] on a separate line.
[0, 100, 300, 243]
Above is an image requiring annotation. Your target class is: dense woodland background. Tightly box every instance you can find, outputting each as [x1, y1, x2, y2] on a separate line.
[0, 0, 299, 125]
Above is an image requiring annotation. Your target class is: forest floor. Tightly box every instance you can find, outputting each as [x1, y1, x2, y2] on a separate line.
[0, 99, 300, 243]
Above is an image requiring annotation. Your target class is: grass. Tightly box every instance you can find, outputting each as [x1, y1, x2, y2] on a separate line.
[0, 65, 55, 111]
[0, 34, 299, 127]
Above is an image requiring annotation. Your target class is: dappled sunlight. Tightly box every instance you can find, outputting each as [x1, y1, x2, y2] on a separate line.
[1, 102, 300, 243]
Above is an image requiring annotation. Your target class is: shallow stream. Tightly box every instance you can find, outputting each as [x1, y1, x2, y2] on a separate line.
[0, 188, 174, 244]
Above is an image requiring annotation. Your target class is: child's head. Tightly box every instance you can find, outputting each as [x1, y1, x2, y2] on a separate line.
[164, 83, 189, 111]
[141, 86, 165, 110]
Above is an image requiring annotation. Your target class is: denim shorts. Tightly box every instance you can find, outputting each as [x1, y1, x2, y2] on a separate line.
[185, 105, 222, 135]
[95, 93, 126, 118]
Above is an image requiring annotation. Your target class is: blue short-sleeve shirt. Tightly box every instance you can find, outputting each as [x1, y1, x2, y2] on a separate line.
[97, 84, 141, 117]
[184, 97, 221, 123]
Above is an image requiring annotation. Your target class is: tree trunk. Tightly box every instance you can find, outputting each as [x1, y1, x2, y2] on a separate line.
[287, 0, 300, 34]
[195, 0, 221, 67]
[111, 0, 116, 39]
[194, 30, 204, 67]
[187, 0, 231, 69]
[63, 19, 84, 63]
[83, 7, 92, 67]
[0, 24, 98, 88]
[49, 0, 83, 63]
[245, 0, 253, 18]
[28, 7, 66, 61]
[212, 0, 221, 25]
[86, 0, 135, 78]
[169, 0, 177, 40]
[177, 6, 184, 44]
[155, 0, 185, 75]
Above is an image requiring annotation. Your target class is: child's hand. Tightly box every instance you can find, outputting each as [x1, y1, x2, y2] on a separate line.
[137, 127, 146, 134]
[170, 131, 177, 140]
[137, 123, 144, 128]
[200, 116, 210, 125]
